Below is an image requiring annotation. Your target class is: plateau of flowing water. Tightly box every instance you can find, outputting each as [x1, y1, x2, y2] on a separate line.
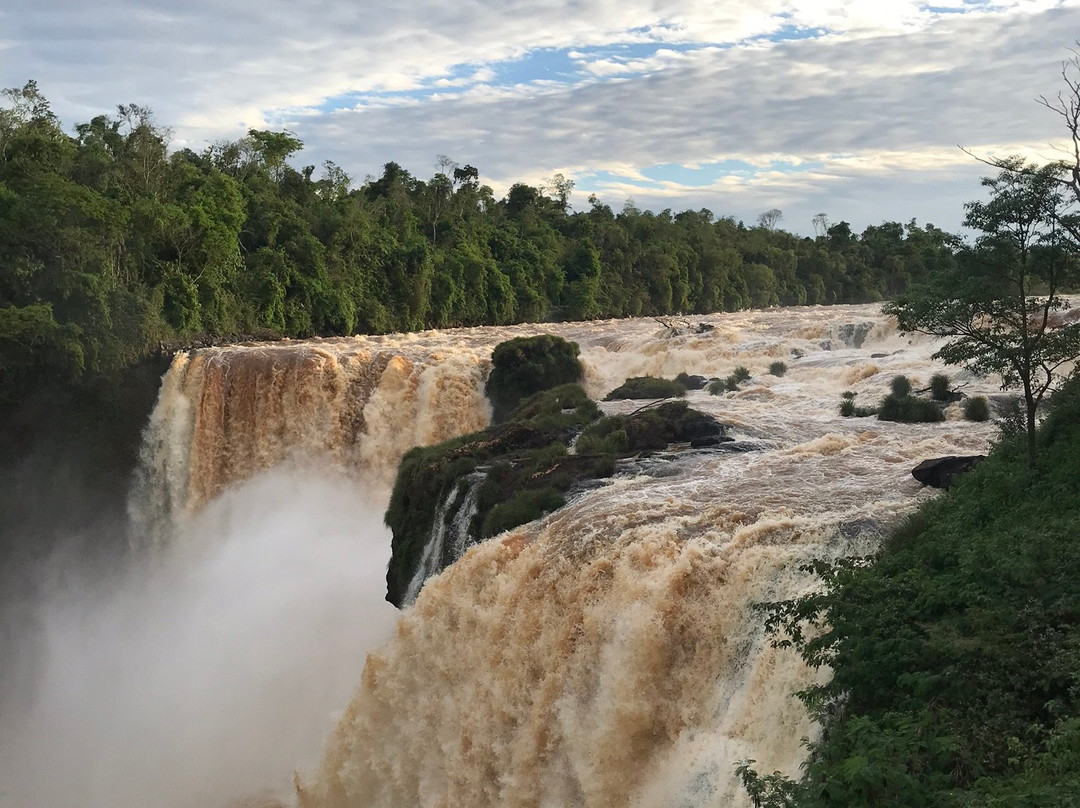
[4, 303, 1004, 808]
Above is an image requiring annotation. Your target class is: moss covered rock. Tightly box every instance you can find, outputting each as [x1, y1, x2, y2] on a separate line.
[385, 389, 729, 607]
[604, 376, 686, 400]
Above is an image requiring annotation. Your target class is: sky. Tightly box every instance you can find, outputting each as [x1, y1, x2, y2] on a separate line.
[3, 0, 1080, 234]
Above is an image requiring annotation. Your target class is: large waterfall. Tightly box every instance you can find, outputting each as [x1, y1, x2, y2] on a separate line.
[4, 304, 1001, 808]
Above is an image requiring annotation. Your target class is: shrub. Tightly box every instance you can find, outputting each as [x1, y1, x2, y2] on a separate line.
[710, 366, 752, 394]
[575, 416, 630, 454]
[963, 395, 990, 422]
[731, 365, 752, 384]
[480, 487, 566, 538]
[578, 400, 725, 452]
[768, 361, 788, 377]
[929, 372, 952, 402]
[878, 394, 944, 423]
[487, 335, 583, 422]
[509, 383, 599, 428]
[840, 392, 877, 417]
[604, 376, 686, 400]
[890, 374, 912, 398]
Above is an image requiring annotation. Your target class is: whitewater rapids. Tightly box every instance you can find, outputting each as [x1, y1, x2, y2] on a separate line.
[5, 304, 1002, 808]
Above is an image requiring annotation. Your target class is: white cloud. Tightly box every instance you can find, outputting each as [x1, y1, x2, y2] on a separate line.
[3, 0, 1080, 230]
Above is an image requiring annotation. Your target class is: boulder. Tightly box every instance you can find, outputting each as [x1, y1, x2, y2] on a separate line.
[911, 455, 985, 489]
[833, 321, 876, 349]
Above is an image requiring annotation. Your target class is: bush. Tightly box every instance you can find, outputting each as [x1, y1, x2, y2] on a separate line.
[731, 365, 752, 384]
[509, 383, 599, 428]
[963, 395, 990, 422]
[578, 400, 725, 453]
[487, 335, 583, 422]
[929, 372, 952, 402]
[480, 487, 566, 538]
[604, 375, 686, 400]
[768, 360, 788, 377]
[575, 416, 630, 454]
[840, 392, 877, 417]
[890, 374, 912, 398]
[878, 394, 944, 423]
[709, 365, 752, 394]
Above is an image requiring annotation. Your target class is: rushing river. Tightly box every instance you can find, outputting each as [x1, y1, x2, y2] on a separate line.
[2, 303, 1001, 808]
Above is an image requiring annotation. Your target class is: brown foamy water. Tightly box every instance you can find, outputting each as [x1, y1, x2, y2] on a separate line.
[108, 304, 1001, 806]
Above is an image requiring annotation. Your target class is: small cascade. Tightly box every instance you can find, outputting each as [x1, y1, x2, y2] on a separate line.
[403, 470, 488, 605]
[448, 471, 486, 561]
[403, 482, 459, 605]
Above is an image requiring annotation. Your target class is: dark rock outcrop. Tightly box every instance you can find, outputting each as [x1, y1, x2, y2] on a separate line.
[911, 455, 985, 489]
[833, 321, 877, 349]
[680, 374, 709, 391]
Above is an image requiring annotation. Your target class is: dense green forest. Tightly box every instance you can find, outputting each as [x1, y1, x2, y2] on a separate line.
[0, 80, 957, 404]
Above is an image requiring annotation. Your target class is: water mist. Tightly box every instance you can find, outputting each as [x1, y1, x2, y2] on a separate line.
[0, 469, 396, 808]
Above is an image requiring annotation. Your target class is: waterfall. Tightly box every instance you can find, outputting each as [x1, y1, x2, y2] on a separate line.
[28, 303, 1003, 808]
[287, 304, 1000, 808]
[127, 342, 493, 543]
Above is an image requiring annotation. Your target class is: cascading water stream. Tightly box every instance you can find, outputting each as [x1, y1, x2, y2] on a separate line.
[404, 469, 488, 605]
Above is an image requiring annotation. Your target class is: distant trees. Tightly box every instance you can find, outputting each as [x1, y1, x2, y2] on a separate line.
[757, 208, 783, 230]
[0, 80, 959, 406]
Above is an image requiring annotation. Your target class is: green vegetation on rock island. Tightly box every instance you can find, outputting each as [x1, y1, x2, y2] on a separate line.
[384, 347, 731, 607]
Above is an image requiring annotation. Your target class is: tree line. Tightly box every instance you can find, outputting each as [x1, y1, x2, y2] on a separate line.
[0, 80, 959, 402]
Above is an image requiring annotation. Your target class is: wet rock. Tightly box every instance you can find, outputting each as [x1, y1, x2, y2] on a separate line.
[832, 321, 876, 349]
[681, 375, 709, 391]
[689, 433, 734, 448]
[911, 455, 985, 489]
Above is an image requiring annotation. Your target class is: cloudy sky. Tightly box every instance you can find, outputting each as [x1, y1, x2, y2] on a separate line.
[3, 0, 1080, 233]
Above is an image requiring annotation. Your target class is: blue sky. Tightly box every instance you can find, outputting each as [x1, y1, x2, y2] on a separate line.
[2, 0, 1079, 233]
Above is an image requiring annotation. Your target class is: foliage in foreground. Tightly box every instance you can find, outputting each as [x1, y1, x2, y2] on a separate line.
[749, 373, 1080, 807]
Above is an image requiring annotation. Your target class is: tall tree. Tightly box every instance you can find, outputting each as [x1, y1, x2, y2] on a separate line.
[884, 160, 1080, 469]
